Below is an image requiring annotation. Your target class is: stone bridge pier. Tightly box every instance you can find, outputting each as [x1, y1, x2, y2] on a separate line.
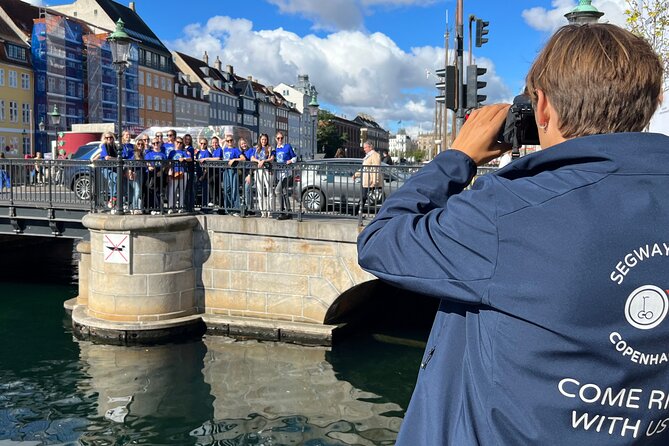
[68, 215, 376, 345]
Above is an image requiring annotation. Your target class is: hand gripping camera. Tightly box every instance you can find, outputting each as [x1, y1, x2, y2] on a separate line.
[498, 94, 540, 157]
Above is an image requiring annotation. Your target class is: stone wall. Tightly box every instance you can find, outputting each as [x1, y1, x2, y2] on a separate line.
[72, 214, 375, 345]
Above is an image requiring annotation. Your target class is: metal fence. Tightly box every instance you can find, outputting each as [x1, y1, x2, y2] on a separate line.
[0, 158, 497, 224]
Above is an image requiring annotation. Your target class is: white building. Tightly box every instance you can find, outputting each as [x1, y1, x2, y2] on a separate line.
[274, 74, 318, 160]
[389, 132, 410, 158]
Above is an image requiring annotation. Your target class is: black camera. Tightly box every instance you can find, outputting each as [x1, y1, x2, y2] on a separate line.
[498, 94, 539, 155]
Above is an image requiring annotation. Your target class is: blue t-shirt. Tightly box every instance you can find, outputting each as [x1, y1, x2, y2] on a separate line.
[162, 142, 175, 157]
[121, 143, 134, 159]
[168, 149, 191, 173]
[274, 144, 296, 164]
[99, 143, 118, 159]
[213, 147, 243, 161]
[244, 147, 256, 161]
[145, 150, 167, 171]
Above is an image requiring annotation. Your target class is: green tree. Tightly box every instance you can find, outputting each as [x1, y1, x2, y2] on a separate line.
[625, 0, 669, 76]
[317, 110, 346, 158]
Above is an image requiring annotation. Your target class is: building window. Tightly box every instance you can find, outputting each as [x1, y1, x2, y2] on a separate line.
[146, 95, 152, 110]
[22, 103, 29, 123]
[23, 135, 30, 154]
[0, 136, 4, 150]
[0, 69, 4, 86]
[166, 79, 171, 91]
[9, 71, 17, 88]
[154, 96, 159, 111]
[146, 72, 152, 88]
[139, 94, 144, 109]
[139, 71, 144, 86]
[167, 99, 172, 113]
[161, 98, 166, 112]
[161, 77, 166, 91]
[9, 101, 18, 122]
[6, 44, 26, 61]
[21, 73, 30, 90]
[0, 100, 4, 121]
[153, 74, 159, 89]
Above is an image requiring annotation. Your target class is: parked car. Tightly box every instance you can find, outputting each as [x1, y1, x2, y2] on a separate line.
[294, 158, 410, 213]
[62, 142, 101, 200]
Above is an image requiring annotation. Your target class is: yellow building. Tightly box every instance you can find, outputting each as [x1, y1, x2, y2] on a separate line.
[0, 18, 33, 157]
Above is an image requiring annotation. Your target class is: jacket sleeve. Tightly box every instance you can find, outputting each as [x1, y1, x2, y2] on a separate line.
[357, 149, 499, 304]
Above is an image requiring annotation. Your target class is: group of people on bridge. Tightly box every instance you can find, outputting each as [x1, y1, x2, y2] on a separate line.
[95, 129, 297, 219]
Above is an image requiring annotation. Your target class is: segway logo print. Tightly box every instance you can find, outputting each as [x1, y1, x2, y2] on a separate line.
[104, 234, 130, 264]
[625, 285, 669, 330]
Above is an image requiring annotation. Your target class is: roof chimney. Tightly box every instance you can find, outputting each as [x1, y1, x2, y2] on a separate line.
[226, 65, 234, 75]
[247, 75, 253, 81]
[129, 2, 135, 11]
[214, 56, 222, 71]
[203, 51, 209, 65]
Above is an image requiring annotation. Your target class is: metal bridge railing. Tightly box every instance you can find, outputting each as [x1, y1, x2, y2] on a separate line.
[0, 158, 498, 224]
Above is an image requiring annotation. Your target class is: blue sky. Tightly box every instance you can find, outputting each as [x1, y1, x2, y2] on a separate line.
[38, 0, 632, 135]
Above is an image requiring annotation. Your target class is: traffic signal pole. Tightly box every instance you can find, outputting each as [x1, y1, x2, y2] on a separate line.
[455, 0, 465, 135]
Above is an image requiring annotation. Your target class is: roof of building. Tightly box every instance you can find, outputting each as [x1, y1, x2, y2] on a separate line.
[94, 0, 169, 54]
[175, 51, 237, 96]
[0, 0, 40, 43]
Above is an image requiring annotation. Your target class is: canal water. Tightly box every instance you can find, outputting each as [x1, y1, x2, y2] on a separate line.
[0, 275, 434, 445]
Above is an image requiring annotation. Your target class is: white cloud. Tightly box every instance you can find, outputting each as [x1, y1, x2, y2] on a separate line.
[267, 0, 439, 31]
[24, 0, 45, 5]
[169, 16, 510, 131]
[522, 0, 627, 32]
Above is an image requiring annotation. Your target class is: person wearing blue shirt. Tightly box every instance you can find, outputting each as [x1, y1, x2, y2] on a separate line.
[0, 153, 10, 191]
[166, 137, 192, 212]
[126, 141, 144, 214]
[273, 132, 296, 220]
[97, 131, 120, 211]
[162, 129, 177, 157]
[239, 137, 255, 215]
[217, 133, 245, 214]
[183, 133, 196, 211]
[358, 24, 668, 446]
[145, 137, 168, 214]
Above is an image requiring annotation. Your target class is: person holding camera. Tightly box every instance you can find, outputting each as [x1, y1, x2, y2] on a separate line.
[358, 23, 667, 445]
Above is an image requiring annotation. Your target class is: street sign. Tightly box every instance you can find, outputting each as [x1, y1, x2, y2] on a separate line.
[103, 233, 130, 264]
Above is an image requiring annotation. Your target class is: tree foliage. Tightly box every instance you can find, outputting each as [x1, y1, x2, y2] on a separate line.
[317, 110, 347, 158]
[625, 0, 669, 77]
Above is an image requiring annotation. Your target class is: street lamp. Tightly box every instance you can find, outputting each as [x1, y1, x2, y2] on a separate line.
[308, 86, 319, 160]
[564, 0, 604, 24]
[22, 129, 26, 155]
[41, 105, 60, 155]
[107, 18, 133, 214]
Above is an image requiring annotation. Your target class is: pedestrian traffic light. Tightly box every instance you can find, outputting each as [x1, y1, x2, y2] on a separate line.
[436, 66, 457, 111]
[476, 19, 489, 47]
[466, 64, 487, 109]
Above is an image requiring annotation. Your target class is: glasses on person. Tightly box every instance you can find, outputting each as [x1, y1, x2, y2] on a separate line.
[225, 139, 234, 142]
[153, 142, 161, 145]
[156, 134, 163, 137]
[276, 136, 283, 139]
[105, 136, 114, 139]
[199, 142, 208, 145]
[176, 141, 184, 144]
[168, 134, 175, 137]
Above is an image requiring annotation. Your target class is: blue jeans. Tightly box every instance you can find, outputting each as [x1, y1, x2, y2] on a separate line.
[0, 169, 10, 188]
[105, 168, 117, 200]
[223, 168, 239, 210]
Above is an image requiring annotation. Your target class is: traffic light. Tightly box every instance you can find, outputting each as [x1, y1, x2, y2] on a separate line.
[466, 64, 487, 109]
[476, 18, 489, 47]
[436, 66, 457, 111]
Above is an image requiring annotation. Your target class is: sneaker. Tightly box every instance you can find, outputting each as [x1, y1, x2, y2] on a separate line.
[231, 212, 240, 217]
[107, 200, 114, 209]
[277, 213, 292, 221]
[151, 210, 160, 215]
[132, 210, 142, 215]
[167, 209, 174, 214]
[207, 202, 215, 207]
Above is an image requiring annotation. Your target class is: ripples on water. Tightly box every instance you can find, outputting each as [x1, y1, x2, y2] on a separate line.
[0, 281, 430, 446]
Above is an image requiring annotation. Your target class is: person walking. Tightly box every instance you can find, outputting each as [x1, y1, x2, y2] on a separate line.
[358, 23, 668, 445]
[353, 140, 382, 216]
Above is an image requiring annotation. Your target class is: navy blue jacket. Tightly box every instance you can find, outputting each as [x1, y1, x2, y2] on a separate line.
[358, 133, 669, 445]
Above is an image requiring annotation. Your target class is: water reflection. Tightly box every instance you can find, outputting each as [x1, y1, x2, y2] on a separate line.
[0, 281, 428, 445]
[196, 337, 403, 445]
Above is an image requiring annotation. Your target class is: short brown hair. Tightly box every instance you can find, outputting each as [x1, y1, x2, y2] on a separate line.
[526, 23, 663, 138]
